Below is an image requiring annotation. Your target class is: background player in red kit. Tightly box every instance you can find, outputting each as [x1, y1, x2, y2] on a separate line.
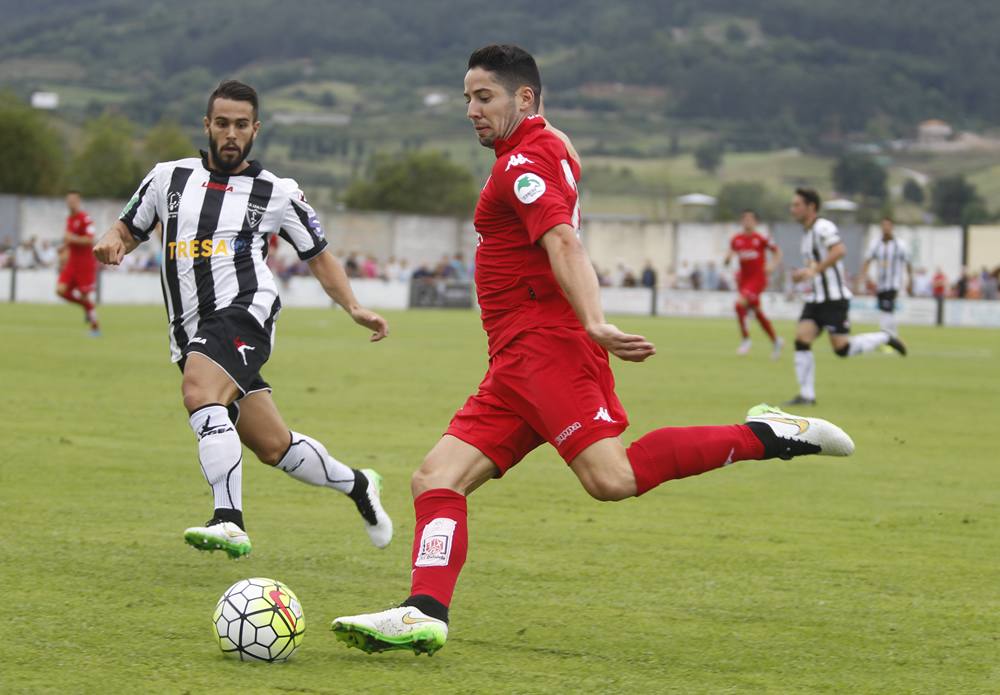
[57, 190, 100, 335]
[725, 209, 783, 357]
[332, 44, 854, 655]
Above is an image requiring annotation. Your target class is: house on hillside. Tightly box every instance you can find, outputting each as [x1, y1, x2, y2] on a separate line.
[917, 119, 953, 145]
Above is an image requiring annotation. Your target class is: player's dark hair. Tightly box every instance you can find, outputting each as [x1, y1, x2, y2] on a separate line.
[468, 44, 542, 111]
[66, 189, 80, 195]
[881, 215, 894, 223]
[207, 80, 259, 120]
[741, 208, 759, 220]
[795, 187, 822, 211]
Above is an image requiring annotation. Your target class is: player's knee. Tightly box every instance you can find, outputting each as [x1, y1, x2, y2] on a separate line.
[252, 435, 290, 467]
[181, 380, 213, 414]
[581, 471, 633, 502]
[833, 344, 850, 358]
[794, 340, 811, 352]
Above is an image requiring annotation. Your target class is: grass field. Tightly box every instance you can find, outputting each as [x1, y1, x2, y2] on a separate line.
[2, 304, 998, 694]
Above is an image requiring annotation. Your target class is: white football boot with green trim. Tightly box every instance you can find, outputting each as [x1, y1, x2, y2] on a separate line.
[745, 403, 855, 459]
[183, 520, 252, 559]
[332, 606, 448, 656]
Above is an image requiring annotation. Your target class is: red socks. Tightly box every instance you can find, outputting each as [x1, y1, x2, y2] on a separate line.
[755, 308, 777, 342]
[735, 303, 749, 338]
[626, 424, 764, 496]
[409, 489, 468, 608]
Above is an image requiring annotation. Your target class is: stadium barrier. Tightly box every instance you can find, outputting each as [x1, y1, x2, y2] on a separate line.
[3, 268, 999, 328]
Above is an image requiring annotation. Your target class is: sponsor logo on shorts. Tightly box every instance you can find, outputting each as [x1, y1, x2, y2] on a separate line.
[593, 407, 615, 423]
[234, 336, 255, 366]
[168, 239, 230, 259]
[554, 421, 582, 446]
[415, 518, 457, 567]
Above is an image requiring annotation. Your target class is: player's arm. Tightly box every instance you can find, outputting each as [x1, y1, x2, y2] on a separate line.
[307, 250, 388, 342]
[64, 230, 94, 246]
[93, 220, 140, 266]
[792, 242, 845, 282]
[766, 243, 783, 273]
[858, 257, 872, 293]
[539, 225, 654, 362]
[906, 260, 914, 296]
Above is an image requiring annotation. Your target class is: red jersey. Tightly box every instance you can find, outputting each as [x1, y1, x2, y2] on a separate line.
[729, 230, 775, 288]
[474, 116, 581, 356]
[66, 210, 97, 268]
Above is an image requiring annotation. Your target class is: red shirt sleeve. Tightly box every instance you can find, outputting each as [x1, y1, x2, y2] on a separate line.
[497, 147, 576, 244]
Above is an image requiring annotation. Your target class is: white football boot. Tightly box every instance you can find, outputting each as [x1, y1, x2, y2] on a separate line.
[332, 606, 448, 656]
[353, 469, 393, 549]
[745, 403, 854, 459]
[183, 520, 252, 559]
[737, 338, 752, 355]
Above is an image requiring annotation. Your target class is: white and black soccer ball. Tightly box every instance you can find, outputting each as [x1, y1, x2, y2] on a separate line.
[212, 577, 305, 662]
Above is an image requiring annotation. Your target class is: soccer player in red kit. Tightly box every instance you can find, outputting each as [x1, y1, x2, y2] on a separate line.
[57, 190, 100, 335]
[332, 45, 854, 655]
[725, 209, 783, 357]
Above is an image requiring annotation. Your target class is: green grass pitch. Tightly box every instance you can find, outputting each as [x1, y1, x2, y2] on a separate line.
[1, 304, 997, 694]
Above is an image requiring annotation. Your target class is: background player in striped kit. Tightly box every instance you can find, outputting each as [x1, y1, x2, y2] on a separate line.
[93, 81, 393, 558]
[785, 189, 906, 406]
[860, 217, 913, 337]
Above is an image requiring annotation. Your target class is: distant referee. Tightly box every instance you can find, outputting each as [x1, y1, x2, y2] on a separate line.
[860, 216, 913, 337]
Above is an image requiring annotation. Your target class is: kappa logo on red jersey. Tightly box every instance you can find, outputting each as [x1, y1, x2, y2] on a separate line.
[593, 407, 615, 423]
[504, 153, 534, 172]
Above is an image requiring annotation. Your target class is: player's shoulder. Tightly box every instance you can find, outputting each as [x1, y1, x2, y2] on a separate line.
[813, 217, 839, 235]
[258, 169, 307, 201]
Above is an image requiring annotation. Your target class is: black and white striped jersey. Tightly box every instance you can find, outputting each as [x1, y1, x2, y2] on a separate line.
[801, 217, 852, 303]
[119, 152, 328, 362]
[865, 237, 910, 292]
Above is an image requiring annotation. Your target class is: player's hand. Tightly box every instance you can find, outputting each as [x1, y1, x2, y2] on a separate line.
[791, 266, 815, 282]
[93, 234, 126, 265]
[587, 323, 655, 362]
[349, 306, 389, 342]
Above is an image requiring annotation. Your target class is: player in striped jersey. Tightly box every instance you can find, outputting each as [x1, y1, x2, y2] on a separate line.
[93, 81, 393, 558]
[785, 189, 905, 406]
[860, 217, 913, 337]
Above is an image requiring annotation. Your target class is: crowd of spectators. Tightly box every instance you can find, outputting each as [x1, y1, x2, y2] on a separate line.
[2, 233, 998, 301]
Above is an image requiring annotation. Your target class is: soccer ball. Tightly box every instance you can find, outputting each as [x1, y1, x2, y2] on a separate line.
[212, 577, 305, 662]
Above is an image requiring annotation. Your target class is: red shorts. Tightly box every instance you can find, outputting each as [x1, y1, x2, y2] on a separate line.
[738, 278, 767, 305]
[58, 263, 96, 294]
[445, 327, 629, 475]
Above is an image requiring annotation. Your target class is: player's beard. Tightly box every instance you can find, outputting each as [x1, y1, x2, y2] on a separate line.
[208, 134, 254, 173]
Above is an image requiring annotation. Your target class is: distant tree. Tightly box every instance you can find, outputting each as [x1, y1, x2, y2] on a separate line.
[144, 120, 194, 167]
[0, 94, 64, 195]
[715, 181, 785, 221]
[725, 23, 748, 44]
[694, 140, 724, 175]
[344, 150, 477, 216]
[832, 154, 887, 201]
[902, 178, 925, 205]
[931, 175, 985, 225]
[70, 114, 143, 199]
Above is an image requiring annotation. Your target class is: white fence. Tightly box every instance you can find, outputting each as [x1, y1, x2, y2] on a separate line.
[4, 268, 999, 328]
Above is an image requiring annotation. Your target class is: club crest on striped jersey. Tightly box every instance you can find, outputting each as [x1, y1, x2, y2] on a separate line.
[167, 191, 181, 216]
[245, 202, 266, 229]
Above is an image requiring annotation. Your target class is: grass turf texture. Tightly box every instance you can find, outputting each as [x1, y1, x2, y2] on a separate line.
[1, 304, 997, 694]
